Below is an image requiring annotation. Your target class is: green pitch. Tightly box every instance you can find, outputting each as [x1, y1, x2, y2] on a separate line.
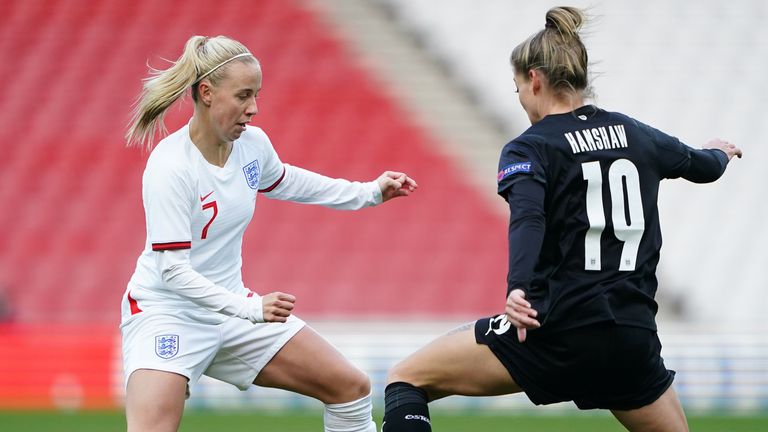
[1, 410, 766, 431]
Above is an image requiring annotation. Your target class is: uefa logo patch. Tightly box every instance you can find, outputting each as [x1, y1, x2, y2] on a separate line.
[242, 160, 261, 189]
[155, 334, 179, 359]
[497, 161, 532, 182]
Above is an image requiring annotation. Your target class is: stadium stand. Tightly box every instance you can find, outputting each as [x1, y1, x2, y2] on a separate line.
[0, 0, 507, 324]
[377, 0, 768, 326]
[0, 0, 765, 414]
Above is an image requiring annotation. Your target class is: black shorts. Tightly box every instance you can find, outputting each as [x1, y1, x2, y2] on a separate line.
[475, 316, 675, 410]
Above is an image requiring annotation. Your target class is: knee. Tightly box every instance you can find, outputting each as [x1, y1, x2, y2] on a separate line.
[386, 359, 439, 402]
[324, 368, 371, 404]
[386, 358, 420, 387]
[349, 369, 372, 399]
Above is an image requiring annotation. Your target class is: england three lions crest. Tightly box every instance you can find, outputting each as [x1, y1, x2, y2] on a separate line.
[155, 334, 179, 359]
[243, 160, 260, 189]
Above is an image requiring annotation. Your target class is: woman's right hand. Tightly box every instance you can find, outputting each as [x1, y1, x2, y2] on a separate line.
[703, 138, 743, 160]
[261, 292, 296, 322]
[376, 171, 418, 202]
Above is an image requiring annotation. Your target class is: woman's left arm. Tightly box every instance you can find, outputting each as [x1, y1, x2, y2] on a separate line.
[263, 164, 417, 209]
[503, 177, 545, 342]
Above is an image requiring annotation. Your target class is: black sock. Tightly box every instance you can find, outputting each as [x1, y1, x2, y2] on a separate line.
[382, 382, 432, 432]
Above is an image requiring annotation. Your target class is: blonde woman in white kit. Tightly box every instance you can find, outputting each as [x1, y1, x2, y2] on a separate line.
[122, 35, 417, 432]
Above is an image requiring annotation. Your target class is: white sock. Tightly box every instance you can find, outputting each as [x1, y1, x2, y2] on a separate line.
[324, 391, 377, 432]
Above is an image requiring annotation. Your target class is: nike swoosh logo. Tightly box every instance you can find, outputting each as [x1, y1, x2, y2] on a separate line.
[200, 191, 214, 202]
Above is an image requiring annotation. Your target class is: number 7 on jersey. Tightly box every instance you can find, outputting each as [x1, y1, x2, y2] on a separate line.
[201, 200, 218, 240]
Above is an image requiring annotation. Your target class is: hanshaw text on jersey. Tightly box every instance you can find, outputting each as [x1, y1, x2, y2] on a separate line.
[565, 124, 628, 154]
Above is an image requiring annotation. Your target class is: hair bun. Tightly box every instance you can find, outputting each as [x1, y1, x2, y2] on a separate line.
[544, 6, 585, 37]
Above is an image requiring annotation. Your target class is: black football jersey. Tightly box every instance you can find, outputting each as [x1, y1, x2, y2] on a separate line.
[497, 105, 728, 332]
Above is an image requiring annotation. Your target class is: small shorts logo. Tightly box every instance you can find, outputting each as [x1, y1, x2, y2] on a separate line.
[485, 314, 512, 336]
[497, 161, 532, 182]
[243, 160, 261, 189]
[155, 334, 179, 359]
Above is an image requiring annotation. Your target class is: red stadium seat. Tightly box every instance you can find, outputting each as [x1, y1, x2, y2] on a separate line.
[0, 0, 507, 323]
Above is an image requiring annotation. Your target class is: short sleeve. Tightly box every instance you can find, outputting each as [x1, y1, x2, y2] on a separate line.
[497, 139, 546, 200]
[254, 129, 286, 193]
[143, 161, 195, 251]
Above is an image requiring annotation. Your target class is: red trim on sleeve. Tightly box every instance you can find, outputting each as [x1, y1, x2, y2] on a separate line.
[152, 241, 192, 251]
[258, 166, 286, 193]
[247, 291, 254, 298]
[128, 291, 142, 315]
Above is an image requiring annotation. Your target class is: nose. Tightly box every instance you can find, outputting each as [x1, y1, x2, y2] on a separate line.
[245, 96, 258, 116]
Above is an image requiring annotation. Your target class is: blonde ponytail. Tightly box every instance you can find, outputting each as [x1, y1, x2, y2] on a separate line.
[126, 35, 257, 150]
[511, 6, 590, 97]
[544, 6, 585, 39]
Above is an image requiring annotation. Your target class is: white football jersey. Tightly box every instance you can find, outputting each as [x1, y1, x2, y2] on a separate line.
[121, 123, 381, 325]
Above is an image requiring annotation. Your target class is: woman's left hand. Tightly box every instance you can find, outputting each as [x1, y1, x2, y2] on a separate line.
[505, 289, 540, 343]
[377, 171, 418, 202]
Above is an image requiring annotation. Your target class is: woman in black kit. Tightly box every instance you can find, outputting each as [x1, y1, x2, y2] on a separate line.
[382, 6, 741, 432]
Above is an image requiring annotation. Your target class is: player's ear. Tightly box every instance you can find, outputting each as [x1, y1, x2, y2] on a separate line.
[198, 80, 213, 107]
[529, 69, 541, 94]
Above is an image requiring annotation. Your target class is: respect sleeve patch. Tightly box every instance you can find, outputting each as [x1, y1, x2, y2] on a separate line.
[497, 161, 533, 182]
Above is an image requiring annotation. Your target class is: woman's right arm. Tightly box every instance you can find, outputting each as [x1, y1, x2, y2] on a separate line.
[143, 155, 293, 323]
[157, 249, 294, 323]
[684, 138, 743, 182]
[637, 121, 742, 182]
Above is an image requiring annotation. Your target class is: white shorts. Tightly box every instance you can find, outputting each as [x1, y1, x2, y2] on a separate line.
[121, 313, 305, 391]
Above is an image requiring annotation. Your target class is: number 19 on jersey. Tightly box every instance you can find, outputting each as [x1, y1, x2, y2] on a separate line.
[581, 159, 645, 272]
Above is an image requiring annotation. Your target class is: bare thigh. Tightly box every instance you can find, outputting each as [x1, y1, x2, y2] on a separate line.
[387, 322, 522, 400]
[253, 326, 370, 404]
[125, 369, 188, 432]
[611, 386, 688, 432]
